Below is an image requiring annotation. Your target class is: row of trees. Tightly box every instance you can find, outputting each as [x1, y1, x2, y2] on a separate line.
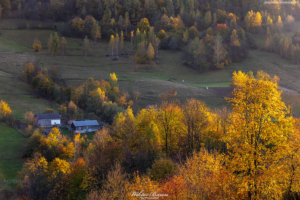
[265, 32, 300, 65]
[23, 62, 133, 123]
[15, 70, 300, 199]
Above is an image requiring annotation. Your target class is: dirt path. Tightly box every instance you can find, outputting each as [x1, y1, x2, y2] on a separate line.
[279, 86, 300, 95]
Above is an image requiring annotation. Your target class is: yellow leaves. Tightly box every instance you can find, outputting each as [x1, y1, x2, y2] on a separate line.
[49, 158, 71, 177]
[71, 17, 84, 32]
[28, 156, 48, 174]
[126, 173, 160, 200]
[33, 38, 42, 52]
[48, 127, 61, 147]
[225, 70, 294, 198]
[0, 100, 12, 118]
[110, 72, 118, 82]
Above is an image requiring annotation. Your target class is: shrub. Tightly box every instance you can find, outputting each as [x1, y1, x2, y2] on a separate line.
[150, 158, 177, 182]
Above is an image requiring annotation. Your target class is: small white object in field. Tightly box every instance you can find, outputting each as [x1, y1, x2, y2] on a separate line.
[206, 87, 208, 89]
[182, 80, 184, 83]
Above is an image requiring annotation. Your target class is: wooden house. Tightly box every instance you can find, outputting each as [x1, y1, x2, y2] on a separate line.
[70, 120, 100, 133]
[35, 113, 61, 127]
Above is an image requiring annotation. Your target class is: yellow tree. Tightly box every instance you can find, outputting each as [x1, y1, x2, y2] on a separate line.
[230, 29, 240, 46]
[49, 157, 71, 178]
[23, 62, 36, 83]
[109, 35, 115, 56]
[254, 11, 262, 28]
[147, 42, 155, 61]
[33, 38, 42, 52]
[277, 15, 283, 34]
[178, 148, 239, 199]
[48, 127, 61, 147]
[279, 118, 300, 198]
[224, 71, 294, 199]
[91, 20, 101, 44]
[156, 102, 187, 157]
[0, 100, 12, 119]
[182, 99, 215, 154]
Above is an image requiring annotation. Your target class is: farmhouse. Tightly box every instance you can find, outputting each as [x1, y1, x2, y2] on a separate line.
[71, 120, 100, 133]
[35, 113, 61, 127]
[42, 128, 62, 138]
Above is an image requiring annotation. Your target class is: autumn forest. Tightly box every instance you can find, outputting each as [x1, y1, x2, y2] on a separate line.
[1, 0, 300, 199]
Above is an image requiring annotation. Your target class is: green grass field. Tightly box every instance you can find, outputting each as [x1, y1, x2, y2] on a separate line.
[0, 123, 27, 190]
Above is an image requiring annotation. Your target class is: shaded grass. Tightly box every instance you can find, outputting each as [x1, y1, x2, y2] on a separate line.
[0, 123, 26, 190]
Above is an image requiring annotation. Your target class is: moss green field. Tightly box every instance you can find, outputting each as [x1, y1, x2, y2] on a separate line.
[0, 123, 26, 190]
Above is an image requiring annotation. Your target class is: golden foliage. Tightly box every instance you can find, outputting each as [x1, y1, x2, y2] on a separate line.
[0, 100, 12, 118]
[33, 38, 42, 52]
[225, 71, 293, 199]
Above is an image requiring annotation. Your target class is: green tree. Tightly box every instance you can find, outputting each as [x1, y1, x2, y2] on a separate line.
[189, 37, 205, 71]
[91, 20, 101, 44]
[137, 18, 150, 33]
[188, 26, 198, 40]
[124, 12, 130, 35]
[52, 32, 60, 55]
[204, 11, 212, 28]
[168, 37, 178, 51]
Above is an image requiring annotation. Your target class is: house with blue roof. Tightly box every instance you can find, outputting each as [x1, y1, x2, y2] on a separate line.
[70, 120, 101, 133]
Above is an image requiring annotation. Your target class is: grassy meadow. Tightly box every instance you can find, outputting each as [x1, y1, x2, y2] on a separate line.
[0, 123, 26, 190]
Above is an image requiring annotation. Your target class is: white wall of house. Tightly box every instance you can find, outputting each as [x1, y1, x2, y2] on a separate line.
[51, 119, 61, 126]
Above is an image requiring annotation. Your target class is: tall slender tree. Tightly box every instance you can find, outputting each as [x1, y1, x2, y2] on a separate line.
[83, 35, 90, 57]
[52, 32, 60, 55]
